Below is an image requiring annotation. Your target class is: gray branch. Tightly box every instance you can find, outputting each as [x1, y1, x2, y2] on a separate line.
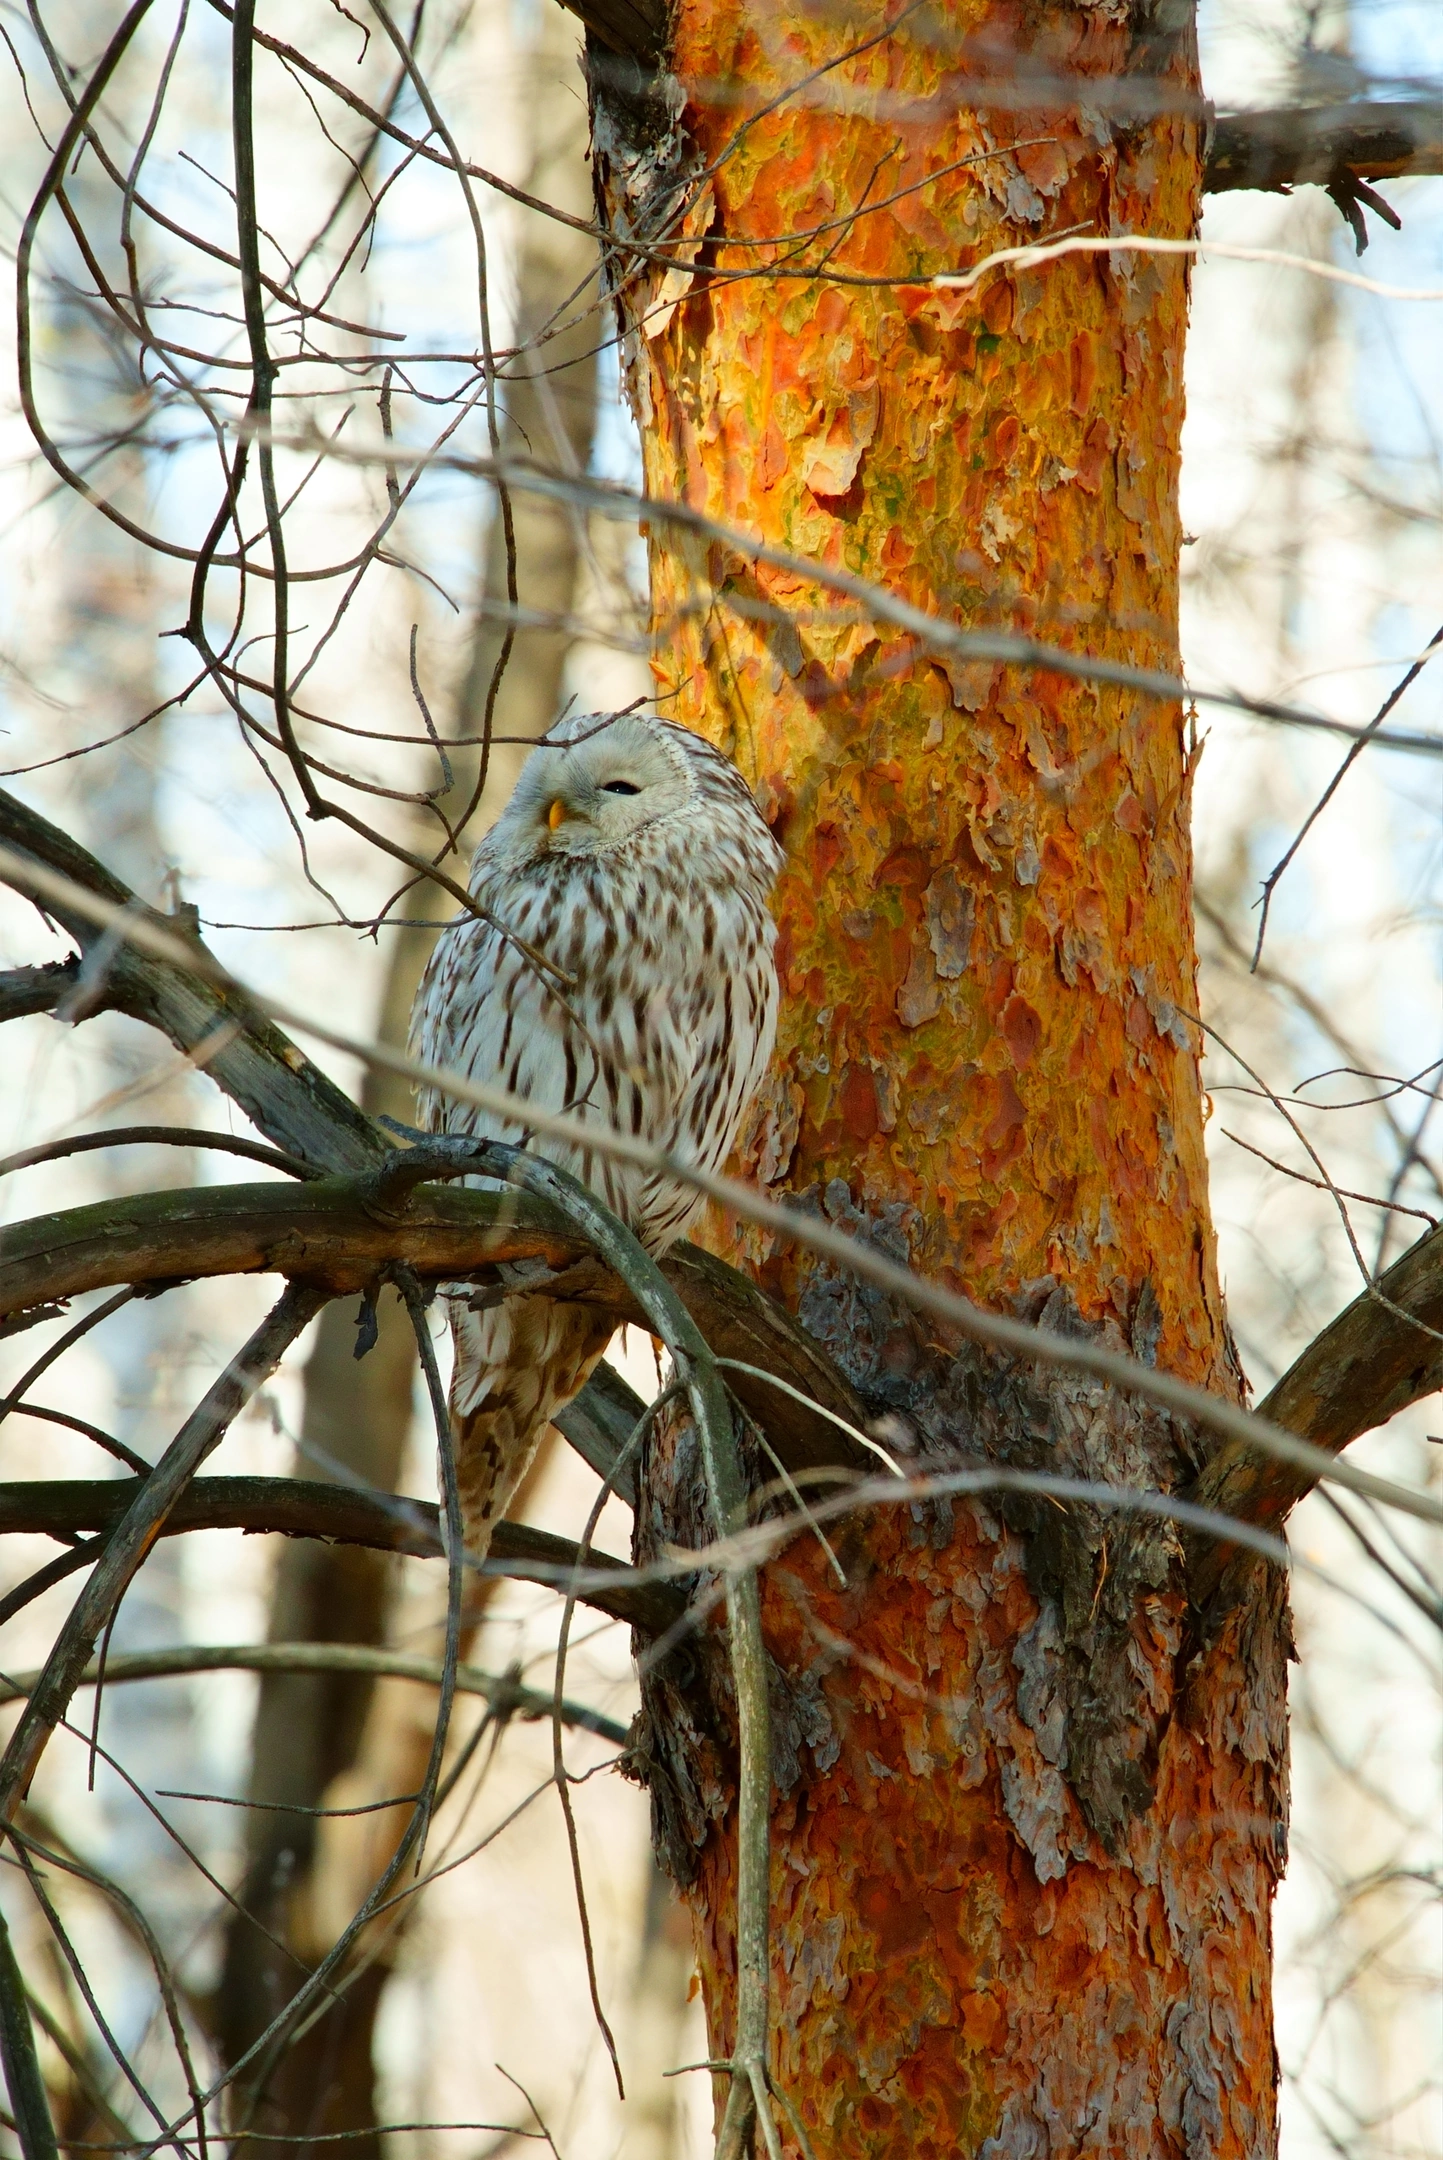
[1187, 1217, 1443, 1616]
[0, 786, 382, 1173]
[1205, 98, 1443, 194]
[0, 1474, 685, 1636]
[0, 1640, 630, 1747]
[0, 960, 79, 1024]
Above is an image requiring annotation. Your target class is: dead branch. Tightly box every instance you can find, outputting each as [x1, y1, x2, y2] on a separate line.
[0, 1176, 868, 1477]
[557, 0, 1443, 204]
[0, 786, 382, 1173]
[0, 1126, 321, 1184]
[0, 963, 80, 1024]
[1205, 98, 1443, 194]
[1187, 1215, 1443, 1614]
[0, 1475, 684, 1636]
[558, 0, 665, 63]
[555, 1361, 647, 1507]
[0, 1643, 630, 1747]
[0, 1177, 585, 1319]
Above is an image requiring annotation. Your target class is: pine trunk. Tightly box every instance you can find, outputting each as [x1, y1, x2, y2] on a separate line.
[591, 4, 1290, 2151]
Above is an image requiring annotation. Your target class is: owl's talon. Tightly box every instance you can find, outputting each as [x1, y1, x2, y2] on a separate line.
[466, 1256, 573, 1311]
[366, 1134, 496, 1209]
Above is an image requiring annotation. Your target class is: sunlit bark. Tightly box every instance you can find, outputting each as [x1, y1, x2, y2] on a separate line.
[596, 4, 1288, 2150]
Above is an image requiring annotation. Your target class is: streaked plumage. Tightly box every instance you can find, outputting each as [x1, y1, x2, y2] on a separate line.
[410, 711, 783, 1560]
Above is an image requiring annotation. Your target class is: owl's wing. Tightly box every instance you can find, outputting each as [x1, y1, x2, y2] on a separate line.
[631, 900, 781, 1247]
[411, 912, 571, 1141]
[410, 898, 665, 1229]
[411, 868, 777, 1248]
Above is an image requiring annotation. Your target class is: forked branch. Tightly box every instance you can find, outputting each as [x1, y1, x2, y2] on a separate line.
[0, 786, 382, 1173]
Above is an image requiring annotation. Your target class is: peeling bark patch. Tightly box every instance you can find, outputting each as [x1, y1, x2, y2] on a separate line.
[897, 940, 943, 1028]
[1001, 993, 1043, 1070]
[925, 868, 975, 978]
[801, 381, 880, 499]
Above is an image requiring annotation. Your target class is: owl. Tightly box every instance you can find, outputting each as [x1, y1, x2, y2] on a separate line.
[410, 710, 784, 1564]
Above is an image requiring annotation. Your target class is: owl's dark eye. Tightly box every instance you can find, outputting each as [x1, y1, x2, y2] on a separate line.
[599, 780, 641, 796]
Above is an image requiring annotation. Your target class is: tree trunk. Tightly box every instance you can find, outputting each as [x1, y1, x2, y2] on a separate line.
[592, 5, 1290, 2151]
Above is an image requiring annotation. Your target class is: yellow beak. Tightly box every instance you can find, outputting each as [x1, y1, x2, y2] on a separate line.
[548, 799, 567, 832]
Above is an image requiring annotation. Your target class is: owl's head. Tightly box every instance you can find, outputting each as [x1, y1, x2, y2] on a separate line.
[490, 711, 727, 862]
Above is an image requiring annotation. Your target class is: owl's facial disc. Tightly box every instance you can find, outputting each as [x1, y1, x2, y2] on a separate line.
[511, 715, 690, 856]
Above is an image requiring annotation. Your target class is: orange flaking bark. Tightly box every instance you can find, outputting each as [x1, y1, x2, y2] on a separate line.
[605, 4, 1287, 2151]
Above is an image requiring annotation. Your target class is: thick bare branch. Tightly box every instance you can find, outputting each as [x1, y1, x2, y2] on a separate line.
[556, 1360, 648, 1506]
[0, 1177, 584, 1318]
[1187, 1216, 1443, 1613]
[558, 0, 1443, 200]
[0, 786, 383, 1174]
[0, 1179, 867, 1475]
[0, 961, 79, 1024]
[0, 1476, 684, 1636]
[652, 1242, 867, 1472]
[536, 1240, 870, 1480]
[1205, 98, 1443, 194]
[555, 0, 666, 64]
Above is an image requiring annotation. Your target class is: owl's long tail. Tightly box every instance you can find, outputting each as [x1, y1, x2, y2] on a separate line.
[445, 1293, 615, 1567]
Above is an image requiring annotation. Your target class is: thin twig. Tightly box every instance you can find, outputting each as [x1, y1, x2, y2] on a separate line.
[0, 1899, 60, 2160]
[0, 1291, 138, 1427]
[0, 1126, 320, 1184]
[395, 1270, 466, 1866]
[1221, 1128, 1438, 1227]
[240, 435, 1443, 755]
[456, 1143, 773, 2150]
[4, 1836, 194, 2160]
[715, 1357, 905, 1475]
[550, 1394, 668, 2097]
[1251, 621, 1443, 965]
